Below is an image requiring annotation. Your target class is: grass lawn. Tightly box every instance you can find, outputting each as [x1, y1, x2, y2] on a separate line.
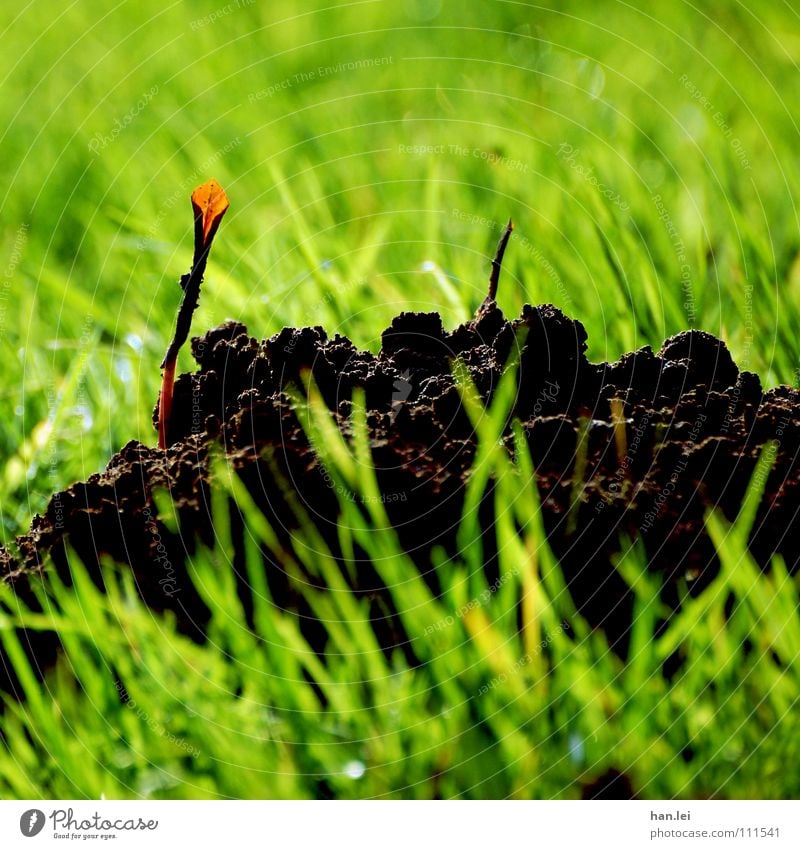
[0, 0, 798, 798]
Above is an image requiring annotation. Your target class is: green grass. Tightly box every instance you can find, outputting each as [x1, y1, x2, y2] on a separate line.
[0, 389, 797, 799]
[0, 0, 799, 798]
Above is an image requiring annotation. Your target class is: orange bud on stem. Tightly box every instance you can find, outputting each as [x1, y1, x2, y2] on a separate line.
[158, 179, 230, 449]
[191, 179, 230, 264]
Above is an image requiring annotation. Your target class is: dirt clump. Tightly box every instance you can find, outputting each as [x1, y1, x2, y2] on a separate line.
[2, 298, 799, 691]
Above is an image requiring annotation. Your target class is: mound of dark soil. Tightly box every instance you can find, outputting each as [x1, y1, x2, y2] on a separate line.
[2, 298, 800, 692]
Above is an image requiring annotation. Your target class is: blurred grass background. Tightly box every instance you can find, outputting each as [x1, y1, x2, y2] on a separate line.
[1, 0, 800, 536]
[1, 0, 800, 799]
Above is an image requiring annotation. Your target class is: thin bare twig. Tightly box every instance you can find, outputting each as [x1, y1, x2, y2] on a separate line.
[487, 218, 514, 302]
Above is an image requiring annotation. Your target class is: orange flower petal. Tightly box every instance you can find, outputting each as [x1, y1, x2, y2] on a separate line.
[191, 179, 230, 248]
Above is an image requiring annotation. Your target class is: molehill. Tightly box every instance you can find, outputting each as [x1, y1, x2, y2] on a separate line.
[2, 289, 799, 693]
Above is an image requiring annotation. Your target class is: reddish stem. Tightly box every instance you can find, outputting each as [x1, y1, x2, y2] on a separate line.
[158, 357, 177, 450]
